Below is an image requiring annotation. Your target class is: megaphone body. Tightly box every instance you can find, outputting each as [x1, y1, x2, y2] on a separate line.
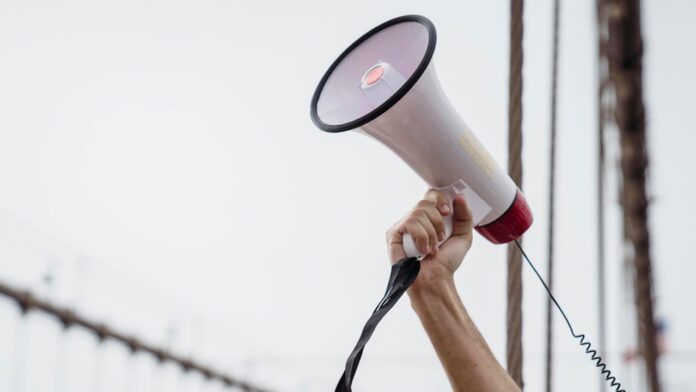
[311, 15, 532, 258]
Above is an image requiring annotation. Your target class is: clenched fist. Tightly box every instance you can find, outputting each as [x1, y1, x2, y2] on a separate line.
[386, 189, 474, 291]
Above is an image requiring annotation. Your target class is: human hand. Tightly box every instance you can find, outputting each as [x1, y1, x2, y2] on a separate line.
[386, 189, 474, 291]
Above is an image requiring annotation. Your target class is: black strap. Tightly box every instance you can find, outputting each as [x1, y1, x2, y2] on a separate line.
[335, 257, 421, 392]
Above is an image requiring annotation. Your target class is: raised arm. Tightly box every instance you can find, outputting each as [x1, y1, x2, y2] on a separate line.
[386, 190, 520, 392]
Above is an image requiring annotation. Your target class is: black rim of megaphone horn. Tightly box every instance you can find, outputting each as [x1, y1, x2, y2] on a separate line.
[310, 14, 437, 133]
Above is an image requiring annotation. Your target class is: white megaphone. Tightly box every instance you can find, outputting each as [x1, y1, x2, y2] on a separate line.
[310, 15, 533, 258]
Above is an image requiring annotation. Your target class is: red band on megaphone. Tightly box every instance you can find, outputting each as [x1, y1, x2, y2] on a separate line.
[476, 189, 533, 244]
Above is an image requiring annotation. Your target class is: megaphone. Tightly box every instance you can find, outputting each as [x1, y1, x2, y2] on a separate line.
[310, 15, 532, 258]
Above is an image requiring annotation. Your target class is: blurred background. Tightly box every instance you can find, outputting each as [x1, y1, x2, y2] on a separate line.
[0, 0, 694, 391]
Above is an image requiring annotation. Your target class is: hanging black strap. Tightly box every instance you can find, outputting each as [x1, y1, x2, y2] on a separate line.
[335, 256, 421, 392]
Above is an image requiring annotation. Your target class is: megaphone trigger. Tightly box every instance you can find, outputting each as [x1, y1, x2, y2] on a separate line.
[402, 180, 491, 259]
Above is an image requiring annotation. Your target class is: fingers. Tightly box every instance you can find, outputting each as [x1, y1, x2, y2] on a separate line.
[402, 217, 433, 255]
[387, 189, 470, 262]
[424, 189, 452, 216]
[416, 200, 446, 240]
[387, 199, 446, 257]
[451, 195, 474, 237]
[386, 226, 407, 262]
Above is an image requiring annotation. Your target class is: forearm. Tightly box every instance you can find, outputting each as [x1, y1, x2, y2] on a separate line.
[408, 278, 519, 392]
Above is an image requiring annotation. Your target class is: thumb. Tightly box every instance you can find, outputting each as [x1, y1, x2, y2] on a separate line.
[450, 195, 474, 237]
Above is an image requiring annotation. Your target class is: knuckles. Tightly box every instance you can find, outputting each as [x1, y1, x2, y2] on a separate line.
[425, 189, 448, 202]
[403, 216, 419, 227]
[416, 199, 434, 208]
[387, 196, 448, 245]
[385, 224, 399, 241]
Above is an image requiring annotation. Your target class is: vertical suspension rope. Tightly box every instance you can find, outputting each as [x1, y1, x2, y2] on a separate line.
[507, 0, 524, 387]
[606, 0, 661, 391]
[11, 315, 29, 392]
[53, 329, 68, 392]
[596, 1, 610, 391]
[545, 0, 560, 391]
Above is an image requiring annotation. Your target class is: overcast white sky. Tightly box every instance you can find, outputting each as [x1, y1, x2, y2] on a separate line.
[0, 0, 695, 391]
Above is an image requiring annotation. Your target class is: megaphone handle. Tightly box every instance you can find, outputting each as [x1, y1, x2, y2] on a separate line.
[402, 181, 468, 259]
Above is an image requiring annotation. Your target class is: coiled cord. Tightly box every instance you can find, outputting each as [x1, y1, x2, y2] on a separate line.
[515, 240, 626, 392]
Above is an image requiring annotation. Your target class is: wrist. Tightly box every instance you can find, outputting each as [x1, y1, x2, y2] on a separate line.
[408, 275, 458, 314]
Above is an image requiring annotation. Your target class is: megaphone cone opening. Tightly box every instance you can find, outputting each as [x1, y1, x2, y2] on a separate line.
[310, 14, 436, 133]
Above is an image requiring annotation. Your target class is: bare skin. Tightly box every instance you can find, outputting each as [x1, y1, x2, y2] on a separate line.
[386, 189, 520, 392]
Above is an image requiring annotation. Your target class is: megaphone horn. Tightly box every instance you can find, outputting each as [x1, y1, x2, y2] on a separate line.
[310, 15, 533, 258]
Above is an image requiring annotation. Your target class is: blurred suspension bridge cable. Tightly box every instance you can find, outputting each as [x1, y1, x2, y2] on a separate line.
[596, 0, 611, 391]
[606, 0, 661, 390]
[0, 278, 269, 392]
[544, 0, 560, 391]
[506, 0, 525, 387]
